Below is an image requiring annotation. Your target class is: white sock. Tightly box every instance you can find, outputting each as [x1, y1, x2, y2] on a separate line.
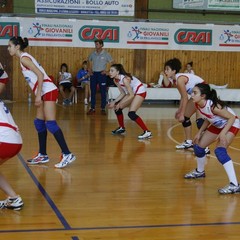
[223, 160, 238, 186]
[197, 156, 206, 172]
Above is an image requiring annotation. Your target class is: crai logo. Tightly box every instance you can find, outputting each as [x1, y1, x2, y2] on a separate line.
[79, 25, 119, 42]
[174, 29, 212, 45]
[0, 22, 19, 39]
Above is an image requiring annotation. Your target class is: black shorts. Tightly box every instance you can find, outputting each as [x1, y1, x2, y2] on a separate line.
[60, 82, 73, 90]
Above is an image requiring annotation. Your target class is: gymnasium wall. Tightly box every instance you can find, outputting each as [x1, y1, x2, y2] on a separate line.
[1, 0, 240, 101]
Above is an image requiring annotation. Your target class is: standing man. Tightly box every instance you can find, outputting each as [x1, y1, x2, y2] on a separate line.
[87, 39, 114, 115]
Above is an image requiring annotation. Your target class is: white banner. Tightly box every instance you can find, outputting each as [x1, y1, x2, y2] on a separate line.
[35, 0, 135, 16]
[0, 17, 240, 52]
[173, 0, 240, 11]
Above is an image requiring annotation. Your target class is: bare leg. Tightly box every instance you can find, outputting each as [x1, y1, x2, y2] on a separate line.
[184, 99, 196, 140]
[0, 173, 17, 198]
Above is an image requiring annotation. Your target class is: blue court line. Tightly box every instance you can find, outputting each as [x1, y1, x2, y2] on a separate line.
[17, 153, 71, 230]
[1, 221, 240, 234]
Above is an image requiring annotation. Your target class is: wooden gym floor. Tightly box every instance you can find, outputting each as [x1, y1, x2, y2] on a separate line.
[1, 97, 240, 240]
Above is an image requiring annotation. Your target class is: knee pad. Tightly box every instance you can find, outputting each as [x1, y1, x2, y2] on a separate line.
[115, 108, 123, 115]
[215, 147, 231, 164]
[46, 120, 60, 134]
[196, 118, 204, 129]
[34, 118, 46, 133]
[128, 111, 138, 121]
[182, 116, 191, 128]
[193, 144, 206, 158]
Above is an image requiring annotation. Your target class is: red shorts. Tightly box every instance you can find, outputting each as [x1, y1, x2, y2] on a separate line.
[207, 125, 239, 136]
[136, 92, 147, 99]
[42, 89, 59, 102]
[0, 142, 22, 165]
[0, 78, 8, 84]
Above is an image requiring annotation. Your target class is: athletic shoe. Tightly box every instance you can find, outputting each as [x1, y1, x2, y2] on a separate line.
[27, 153, 49, 165]
[176, 140, 193, 149]
[112, 127, 126, 135]
[0, 196, 24, 210]
[84, 98, 88, 105]
[184, 169, 206, 179]
[68, 99, 73, 105]
[218, 182, 240, 194]
[55, 153, 76, 169]
[101, 109, 107, 115]
[87, 108, 95, 115]
[138, 131, 152, 139]
[205, 147, 211, 155]
[63, 99, 69, 106]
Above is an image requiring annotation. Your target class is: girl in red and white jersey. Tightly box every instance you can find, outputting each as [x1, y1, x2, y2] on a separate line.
[8, 36, 75, 169]
[0, 100, 24, 210]
[185, 83, 240, 194]
[164, 58, 205, 150]
[108, 64, 152, 139]
[20, 52, 56, 95]
[0, 62, 9, 95]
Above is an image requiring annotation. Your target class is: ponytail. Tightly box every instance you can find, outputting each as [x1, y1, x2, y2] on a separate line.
[195, 83, 226, 109]
[9, 36, 29, 51]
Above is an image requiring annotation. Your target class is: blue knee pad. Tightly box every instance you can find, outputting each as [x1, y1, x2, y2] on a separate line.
[34, 118, 46, 133]
[193, 144, 206, 158]
[128, 111, 138, 121]
[215, 147, 231, 165]
[46, 120, 60, 134]
[196, 118, 204, 129]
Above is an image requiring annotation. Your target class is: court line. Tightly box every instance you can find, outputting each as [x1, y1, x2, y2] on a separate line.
[1, 221, 240, 233]
[17, 153, 71, 230]
[167, 123, 240, 166]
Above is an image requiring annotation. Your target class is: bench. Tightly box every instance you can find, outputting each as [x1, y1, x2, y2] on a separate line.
[108, 87, 240, 102]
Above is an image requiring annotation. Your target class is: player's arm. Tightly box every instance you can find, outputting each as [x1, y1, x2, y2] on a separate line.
[117, 77, 134, 108]
[21, 56, 44, 106]
[176, 77, 188, 119]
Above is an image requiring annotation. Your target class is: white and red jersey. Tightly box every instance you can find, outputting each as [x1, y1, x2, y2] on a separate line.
[118, 74, 146, 95]
[20, 52, 57, 96]
[175, 73, 204, 95]
[196, 99, 240, 129]
[0, 70, 9, 84]
[0, 101, 22, 144]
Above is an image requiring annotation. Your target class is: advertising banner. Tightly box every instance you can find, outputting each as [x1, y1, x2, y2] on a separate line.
[35, 0, 135, 16]
[0, 17, 240, 52]
[173, 0, 240, 11]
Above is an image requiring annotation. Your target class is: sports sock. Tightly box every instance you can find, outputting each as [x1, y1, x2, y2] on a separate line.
[135, 116, 148, 131]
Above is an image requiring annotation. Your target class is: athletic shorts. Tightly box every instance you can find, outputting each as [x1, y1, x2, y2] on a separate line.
[136, 92, 147, 99]
[0, 78, 8, 84]
[0, 142, 22, 165]
[207, 125, 239, 136]
[60, 82, 73, 90]
[42, 89, 59, 102]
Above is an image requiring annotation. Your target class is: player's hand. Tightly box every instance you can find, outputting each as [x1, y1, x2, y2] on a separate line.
[35, 95, 42, 107]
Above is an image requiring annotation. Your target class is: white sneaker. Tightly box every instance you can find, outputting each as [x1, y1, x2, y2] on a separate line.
[55, 153, 76, 169]
[84, 98, 88, 105]
[0, 196, 24, 210]
[27, 153, 49, 164]
[138, 131, 152, 139]
[176, 140, 193, 149]
[218, 182, 240, 194]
